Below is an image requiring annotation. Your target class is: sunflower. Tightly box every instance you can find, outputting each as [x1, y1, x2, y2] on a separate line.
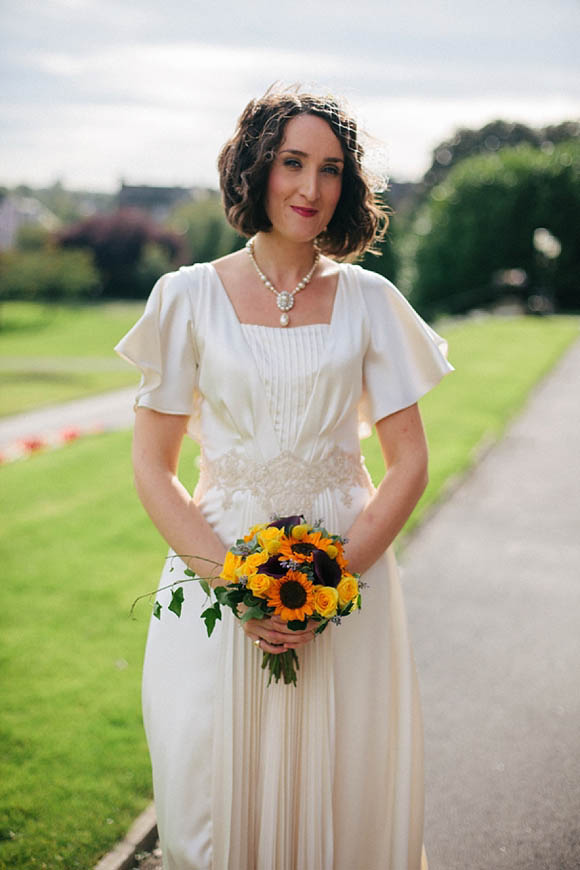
[266, 570, 316, 622]
[278, 531, 335, 564]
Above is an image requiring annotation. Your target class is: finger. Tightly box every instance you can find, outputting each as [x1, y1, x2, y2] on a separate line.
[255, 638, 289, 654]
[279, 631, 316, 648]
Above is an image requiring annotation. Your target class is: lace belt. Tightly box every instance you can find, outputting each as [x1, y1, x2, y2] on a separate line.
[197, 446, 371, 517]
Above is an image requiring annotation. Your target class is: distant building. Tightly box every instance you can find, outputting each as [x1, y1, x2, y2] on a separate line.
[117, 183, 209, 222]
[0, 193, 60, 251]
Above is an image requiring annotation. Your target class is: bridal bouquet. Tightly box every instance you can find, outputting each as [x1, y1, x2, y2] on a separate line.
[133, 515, 362, 686]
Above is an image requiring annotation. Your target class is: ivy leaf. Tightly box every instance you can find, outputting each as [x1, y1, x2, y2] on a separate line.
[153, 601, 162, 620]
[199, 580, 211, 597]
[241, 605, 265, 624]
[201, 602, 222, 637]
[168, 586, 185, 617]
[228, 587, 246, 603]
[214, 586, 232, 605]
[184, 568, 197, 578]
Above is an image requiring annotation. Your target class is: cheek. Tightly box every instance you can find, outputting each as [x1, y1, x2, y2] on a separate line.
[265, 166, 287, 207]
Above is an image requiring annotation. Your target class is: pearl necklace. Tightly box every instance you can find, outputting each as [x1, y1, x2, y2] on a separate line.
[245, 237, 320, 327]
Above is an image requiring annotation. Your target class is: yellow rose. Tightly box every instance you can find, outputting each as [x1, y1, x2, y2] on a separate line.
[242, 551, 269, 577]
[337, 574, 359, 608]
[291, 523, 310, 541]
[247, 572, 273, 598]
[325, 544, 338, 559]
[313, 585, 339, 619]
[220, 551, 243, 584]
[244, 522, 268, 542]
[257, 526, 285, 555]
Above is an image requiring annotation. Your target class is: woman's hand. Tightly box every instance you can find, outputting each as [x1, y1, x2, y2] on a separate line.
[242, 614, 316, 654]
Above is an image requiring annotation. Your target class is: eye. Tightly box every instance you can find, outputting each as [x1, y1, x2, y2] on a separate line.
[322, 164, 341, 176]
[282, 158, 302, 169]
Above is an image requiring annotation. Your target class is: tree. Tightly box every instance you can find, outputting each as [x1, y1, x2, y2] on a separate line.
[58, 209, 185, 298]
[0, 248, 100, 305]
[360, 193, 398, 283]
[412, 141, 580, 316]
[422, 120, 580, 190]
[168, 193, 243, 264]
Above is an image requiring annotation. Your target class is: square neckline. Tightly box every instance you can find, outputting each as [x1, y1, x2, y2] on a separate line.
[206, 262, 345, 331]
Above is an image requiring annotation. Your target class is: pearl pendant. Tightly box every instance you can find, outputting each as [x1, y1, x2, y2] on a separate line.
[276, 292, 294, 312]
[280, 312, 289, 327]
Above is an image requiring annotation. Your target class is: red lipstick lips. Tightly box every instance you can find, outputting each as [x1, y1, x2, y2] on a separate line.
[291, 206, 318, 217]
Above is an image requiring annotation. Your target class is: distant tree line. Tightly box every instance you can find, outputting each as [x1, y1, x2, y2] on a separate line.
[1, 119, 578, 315]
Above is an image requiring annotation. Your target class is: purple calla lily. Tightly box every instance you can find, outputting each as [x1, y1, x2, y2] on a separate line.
[312, 549, 341, 588]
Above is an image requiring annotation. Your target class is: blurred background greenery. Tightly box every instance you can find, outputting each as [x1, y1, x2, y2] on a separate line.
[1, 118, 578, 317]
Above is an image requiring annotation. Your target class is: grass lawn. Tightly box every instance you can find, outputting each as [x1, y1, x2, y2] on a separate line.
[0, 302, 144, 416]
[0, 314, 578, 869]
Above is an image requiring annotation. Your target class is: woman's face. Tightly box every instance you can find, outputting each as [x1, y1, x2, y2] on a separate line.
[264, 113, 344, 244]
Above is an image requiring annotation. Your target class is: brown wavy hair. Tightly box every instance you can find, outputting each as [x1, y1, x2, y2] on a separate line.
[217, 87, 389, 259]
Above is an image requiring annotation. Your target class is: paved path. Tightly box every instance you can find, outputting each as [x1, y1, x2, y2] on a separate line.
[402, 338, 580, 870]
[0, 386, 135, 450]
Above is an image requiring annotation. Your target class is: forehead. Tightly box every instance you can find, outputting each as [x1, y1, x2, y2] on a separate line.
[280, 113, 343, 156]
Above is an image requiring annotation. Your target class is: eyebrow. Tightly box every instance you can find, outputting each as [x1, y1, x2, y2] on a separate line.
[280, 148, 344, 164]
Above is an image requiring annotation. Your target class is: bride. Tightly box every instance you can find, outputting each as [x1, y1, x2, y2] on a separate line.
[116, 87, 452, 869]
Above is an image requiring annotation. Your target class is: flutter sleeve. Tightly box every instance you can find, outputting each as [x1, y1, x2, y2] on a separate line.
[114, 270, 199, 415]
[357, 267, 453, 432]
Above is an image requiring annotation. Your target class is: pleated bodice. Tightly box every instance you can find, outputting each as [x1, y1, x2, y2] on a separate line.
[240, 324, 329, 452]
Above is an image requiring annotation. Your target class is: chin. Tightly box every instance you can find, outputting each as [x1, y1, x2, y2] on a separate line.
[275, 224, 324, 245]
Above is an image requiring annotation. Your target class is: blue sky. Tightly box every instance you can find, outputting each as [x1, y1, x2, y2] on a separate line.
[1, 0, 578, 191]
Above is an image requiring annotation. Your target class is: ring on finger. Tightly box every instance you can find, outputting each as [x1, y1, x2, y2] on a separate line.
[253, 638, 261, 648]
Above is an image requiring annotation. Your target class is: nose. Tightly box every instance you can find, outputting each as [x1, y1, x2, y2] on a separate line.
[299, 168, 319, 202]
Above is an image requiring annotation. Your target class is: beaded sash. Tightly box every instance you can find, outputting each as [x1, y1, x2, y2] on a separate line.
[197, 445, 371, 517]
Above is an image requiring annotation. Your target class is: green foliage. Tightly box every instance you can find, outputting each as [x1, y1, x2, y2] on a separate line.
[167, 586, 185, 617]
[360, 205, 398, 283]
[412, 141, 580, 316]
[201, 603, 222, 636]
[169, 193, 244, 263]
[0, 248, 100, 303]
[133, 241, 174, 292]
[15, 223, 52, 252]
[422, 119, 580, 190]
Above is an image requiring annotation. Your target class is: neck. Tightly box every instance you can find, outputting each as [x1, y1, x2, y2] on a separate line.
[251, 232, 318, 289]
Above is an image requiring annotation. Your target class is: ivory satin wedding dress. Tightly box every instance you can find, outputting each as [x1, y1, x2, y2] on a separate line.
[116, 262, 452, 870]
